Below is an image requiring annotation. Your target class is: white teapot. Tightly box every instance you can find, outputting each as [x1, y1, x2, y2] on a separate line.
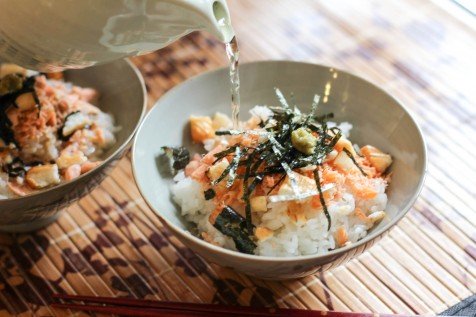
[0, 0, 233, 71]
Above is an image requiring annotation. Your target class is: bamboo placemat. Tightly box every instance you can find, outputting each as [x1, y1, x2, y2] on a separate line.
[0, 0, 475, 316]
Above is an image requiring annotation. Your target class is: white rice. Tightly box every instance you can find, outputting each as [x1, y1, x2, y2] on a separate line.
[172, 170, 387, 257]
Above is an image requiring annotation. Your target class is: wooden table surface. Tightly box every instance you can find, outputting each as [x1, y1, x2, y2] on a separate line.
[0, 0, 475, 316]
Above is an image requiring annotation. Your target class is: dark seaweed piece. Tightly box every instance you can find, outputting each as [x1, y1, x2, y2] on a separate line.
[327, 131, 342, 150]
[213, 206, 256, 254]
[170, 147, 190, 170]
[58, 111, 80, 141]
[258, 119, 267, 128]
[320, 120, 328, 147]
[226, 147, 246, 188]
[0, 110, 15, 147]
[313, 169, 331, 230]
[3, 157, 26, 178]
[0, 100, 18, 147]
[0, 75, 42, 146]
[212, 147, 242, 186]
[20, 76, 36, 92]
[240, 141, 274, 232]
[161, 146, 190, 171]
[214, 129, 243, 136]
[242, 151, 254, 232]
[342, 148, 367, 176]
[213, 146, 237, 157]
[243, 175, 263, 233]
[212, 145, 237, 164]
[204, 188, 215, 200]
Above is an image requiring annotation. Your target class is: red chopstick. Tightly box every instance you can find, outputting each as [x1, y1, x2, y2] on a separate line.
[53, 293, 300, 316]
[52, 293, 432, 317]
[52, 302, 217, 317]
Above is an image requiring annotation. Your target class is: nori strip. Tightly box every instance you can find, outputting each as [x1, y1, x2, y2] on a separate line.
[214, 129, 243, 136]
[313, 169, 331, 230]
[212, 146, 237, 164]
[342, 148, 367, 176]
[243, 175, 263, 233]
[327, 131, 342, 150]
[267, 173, 286, 195]
[226, 147, 244, 188]
[304, 94, 321, 125]
[213, 206, 256, 254]
[242, 151, 254, 233]
[274, 88, 290, 110]
[212, 147, 241, 186]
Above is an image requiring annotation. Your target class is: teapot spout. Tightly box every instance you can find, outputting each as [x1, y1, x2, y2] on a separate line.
[187, 0, 235, 43]
[209, 0, 235, 43]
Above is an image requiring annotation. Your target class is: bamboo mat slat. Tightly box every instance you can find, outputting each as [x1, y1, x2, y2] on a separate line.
[0, 0, 475, 315]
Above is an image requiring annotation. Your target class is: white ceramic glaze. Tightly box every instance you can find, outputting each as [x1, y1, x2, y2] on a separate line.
[0, 0, 233, 71]
[132, 61, 426, 279]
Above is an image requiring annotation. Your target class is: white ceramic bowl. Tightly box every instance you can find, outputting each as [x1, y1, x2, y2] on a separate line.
[0, 60, 146, 232]
[132, 61, 426, 279]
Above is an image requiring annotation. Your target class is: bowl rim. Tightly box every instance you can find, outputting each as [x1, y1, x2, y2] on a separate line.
[1, 59, 147, 202]
[132, 60, 427, 262]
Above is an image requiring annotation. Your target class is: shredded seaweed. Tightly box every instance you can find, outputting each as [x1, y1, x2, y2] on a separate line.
[266, 174, 286, 195]
[207, 92, 342, 232]
[242, 150, 254, 232]
[274, 88, 290, 110]
[215, 129, 243, 136]
[313, 169, 331, 230]
[226, 147, 245, 188]
[342, 148, 367, 176]
[305, 94, 321, 125]
[212, 147, 242, 186]
[243, 175, 263, 232]
[212, 146, 237, 163]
